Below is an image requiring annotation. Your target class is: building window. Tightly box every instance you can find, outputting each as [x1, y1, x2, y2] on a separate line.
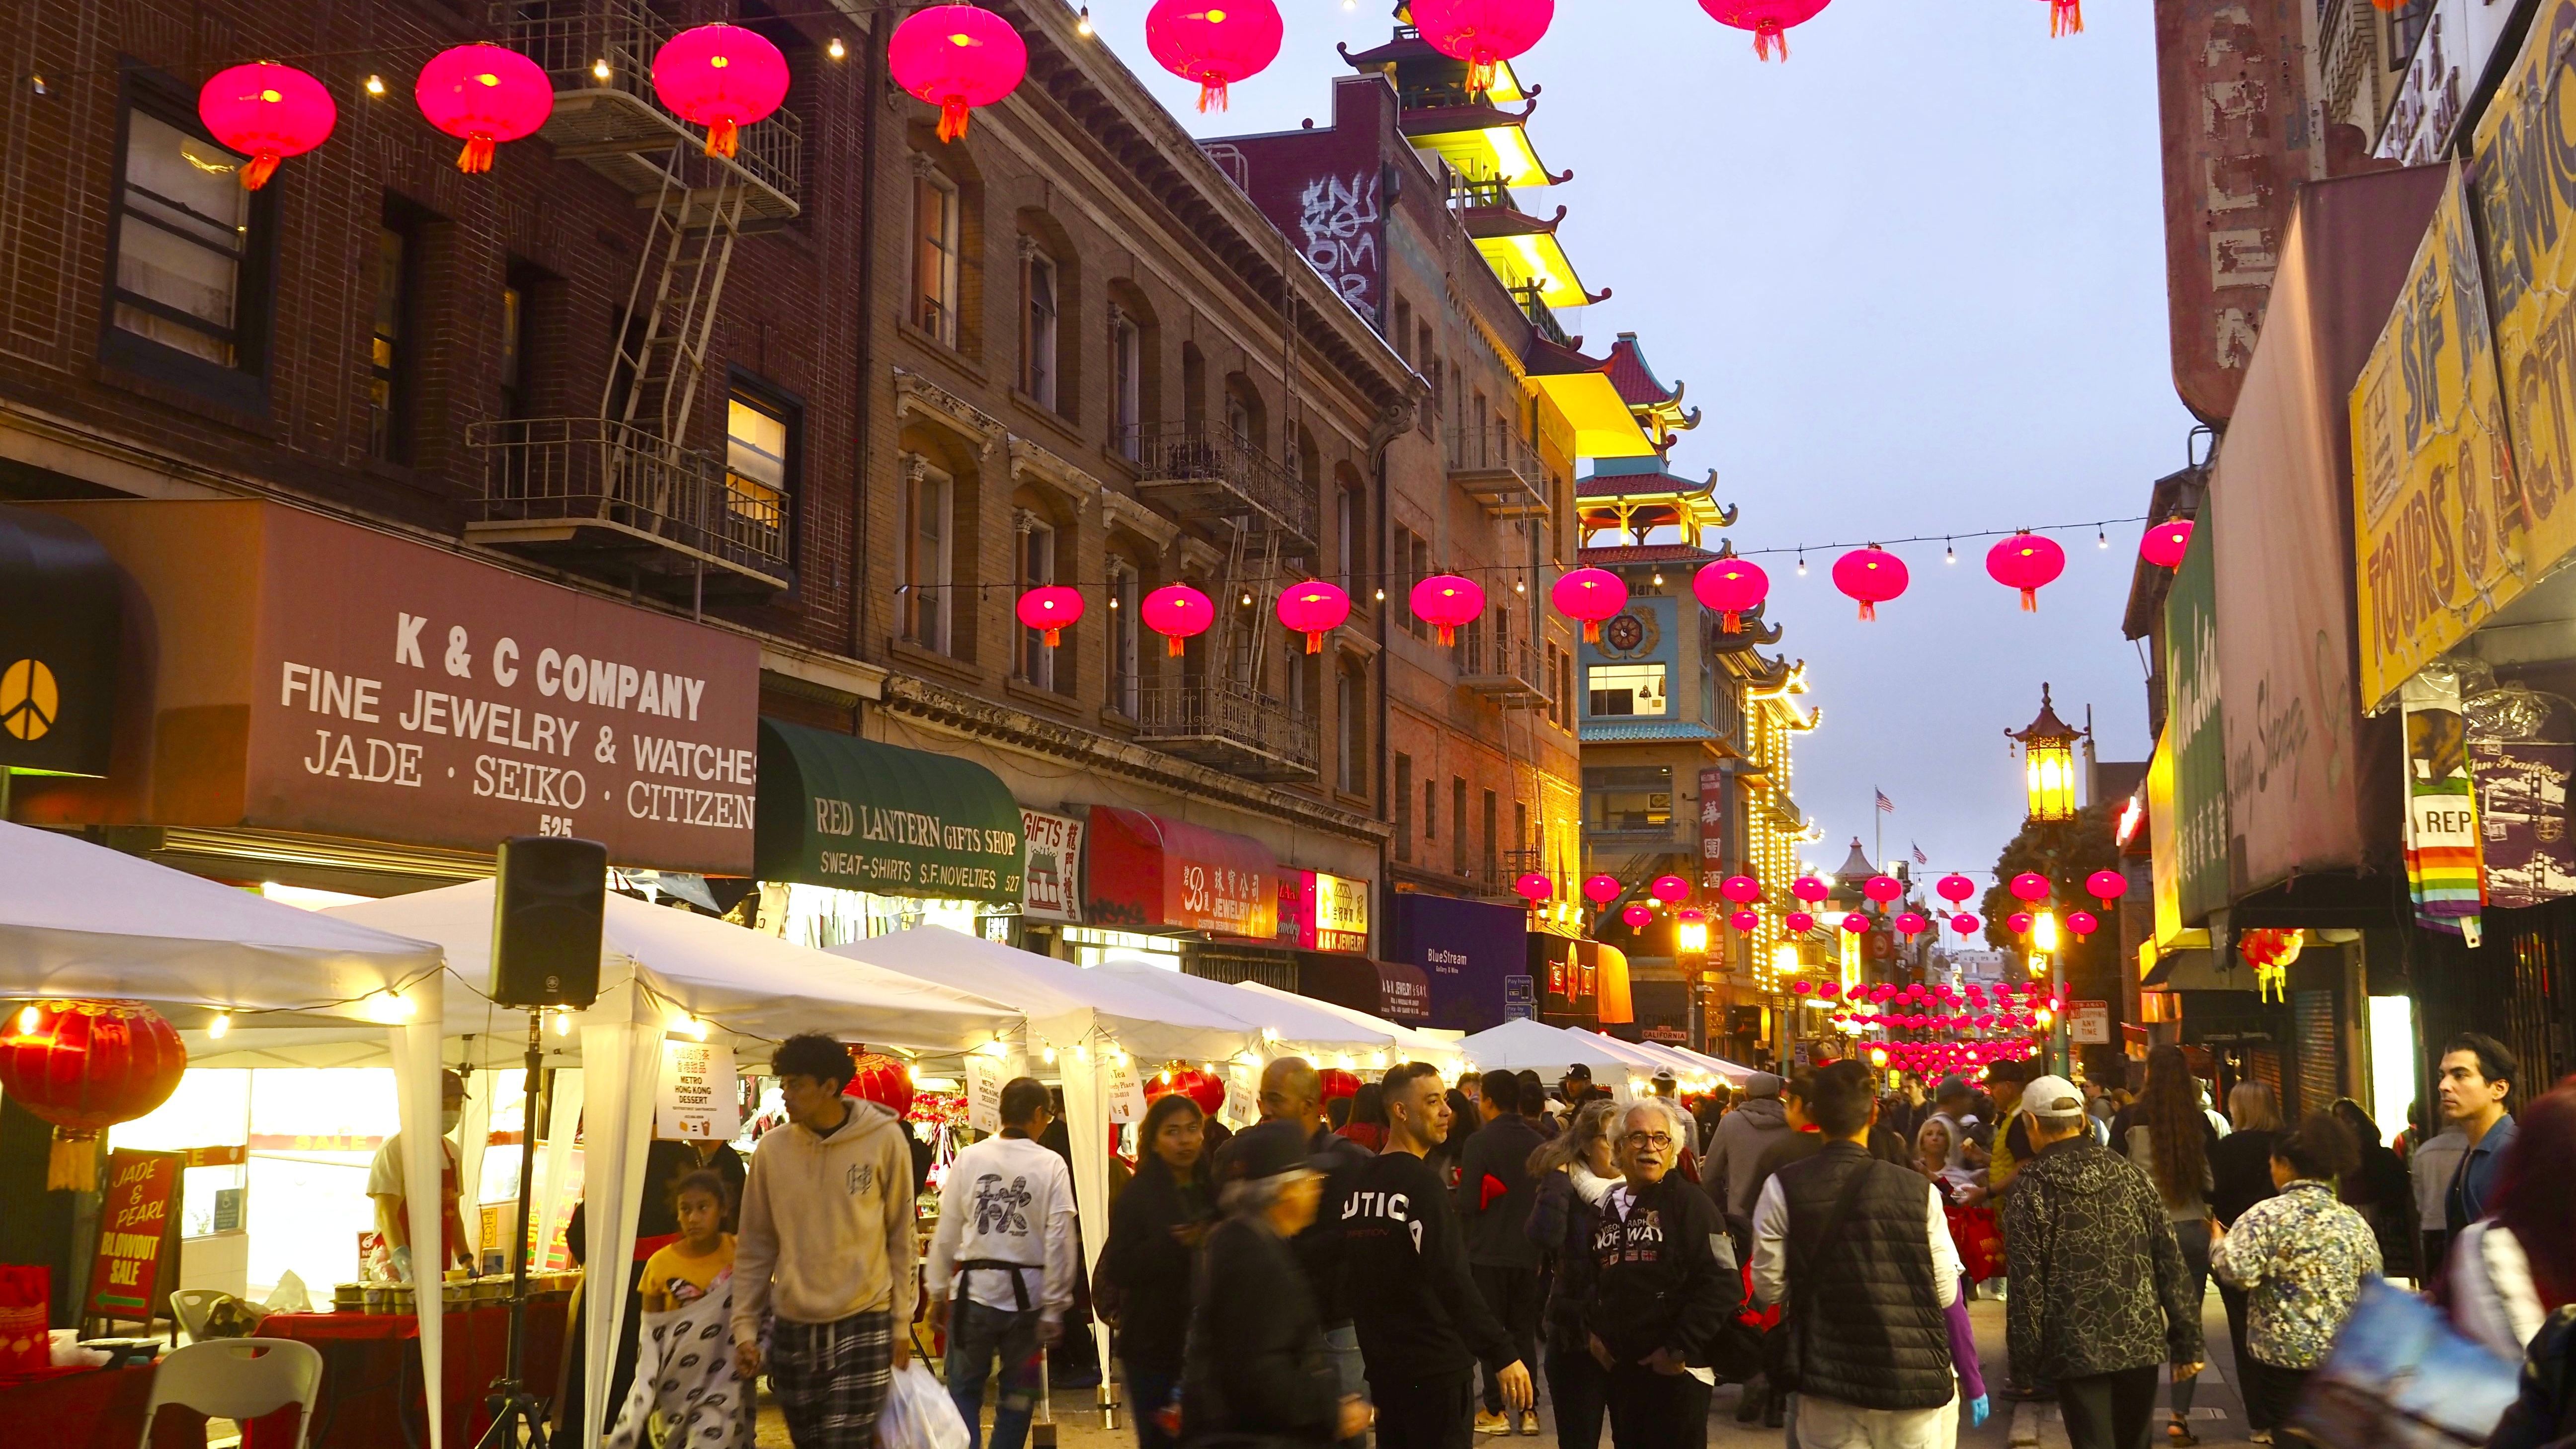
[1395, 528, 1431, 641]
[913, 168, 960, 345]
[1337, 665, 1364, 796]
[1017, 518, 1058, 690]
[1394, 753, 1414, 863]
[1022, 247, 1059, 409]
[111, 106, 259, 369]
[898, 462, 953, 652]
[1452, 776, 1468, 876]
[1226, 391, 1255, 448]
[1515, 800, 1529, 858]
[1393, 299, 1413, 362]
[725, 390, 793, 557]
[1588, 662, 1668, 717]
[1111, 312, 1142, 460]
[1337, 487, 1358, 595]
[1424, 773, 1439, 843]
[367, 223, 411, 461]
[1482, 789, 1499, 884]
[1108, 562, 1140, 717]
[1585, 765, 1675, 833]
[1545, 642, 1563, 728]
[498, 282, 526, 418]
[2389, 0, 2432, 69]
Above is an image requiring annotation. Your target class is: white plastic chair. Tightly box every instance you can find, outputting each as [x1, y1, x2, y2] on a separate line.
[138, 1337, 325, 1449]
[167, 1288, 224, 1343]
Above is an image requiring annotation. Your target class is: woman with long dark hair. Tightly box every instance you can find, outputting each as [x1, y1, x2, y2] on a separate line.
[2209, 1081, 2283, 1437]
[1094, 1093, 1214, 1449]
[1336, 1082, 1386, 1152]
[2114, 1045, 2218, 1444]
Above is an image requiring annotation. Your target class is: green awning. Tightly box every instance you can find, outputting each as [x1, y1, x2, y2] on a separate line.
[755, 718, 1024, 903]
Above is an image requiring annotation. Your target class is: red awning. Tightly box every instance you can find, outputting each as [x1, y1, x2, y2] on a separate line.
[1084, 806, 1278, 940]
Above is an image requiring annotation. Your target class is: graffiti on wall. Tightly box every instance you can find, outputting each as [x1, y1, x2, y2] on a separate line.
[1297, 171, 1381, 314]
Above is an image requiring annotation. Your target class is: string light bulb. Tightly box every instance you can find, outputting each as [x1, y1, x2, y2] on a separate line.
[209, 1011, 233, 1040]
[1795, 551, 1807, 576]
[591, 57, 612, 81]
[1514, 579, 1526, 593]
[364, 74, 387, 97]
[1076, 4, 1094, 35]
[1373, 587, 1385, 601]
[27, 74, 48, 96]
[2096, 528, 2108, 549]
[1241, 592, 1254, 607]
[1651, 570, 1665, 587]
[1042, 1046, 1058, 1065]
[1945, 539, 1956, 564]
[827, 36, 847, 59]
[552, 1007, 571, 1036]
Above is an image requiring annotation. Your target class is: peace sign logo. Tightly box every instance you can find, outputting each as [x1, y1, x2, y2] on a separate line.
[0, 658, 59, 742]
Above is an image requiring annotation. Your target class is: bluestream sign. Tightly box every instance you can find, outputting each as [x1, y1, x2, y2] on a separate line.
[1393, 892, 1530, 1034]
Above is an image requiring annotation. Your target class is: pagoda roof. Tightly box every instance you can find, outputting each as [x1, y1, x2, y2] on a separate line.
[1577, 542, 1720, 566]
[1340, 30, 1531, 104]
[1477, 231, 1595, 310]
[1578, 461, 1719, 499]
[1461, 200, 1563, 241]
[1607, 334, 1703, 439]
[1582, 719, 1724, 745]
[1403, 113, 1565, 189]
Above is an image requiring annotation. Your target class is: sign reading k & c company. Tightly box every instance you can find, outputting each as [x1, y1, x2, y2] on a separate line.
[16, 501, 761, 874]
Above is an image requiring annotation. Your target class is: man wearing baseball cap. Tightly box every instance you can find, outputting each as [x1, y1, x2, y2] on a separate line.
[2001, 1073, 2204, 1449]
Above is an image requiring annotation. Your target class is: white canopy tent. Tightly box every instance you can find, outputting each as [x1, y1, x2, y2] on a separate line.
[1228, 980, 1466, 1067]
[320, 886, 1022, 1449]
[1089, 959, 1417, 1065]
[1457, 1019, 1645, 1093]
[0, 822, 456, 1449]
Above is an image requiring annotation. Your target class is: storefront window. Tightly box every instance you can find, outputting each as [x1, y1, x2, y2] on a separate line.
[1064, 925, 1186, 970]
[1588, 662, 1668, 717]
[766, 881, 985, 948]
[1585, 765, 1674, 833]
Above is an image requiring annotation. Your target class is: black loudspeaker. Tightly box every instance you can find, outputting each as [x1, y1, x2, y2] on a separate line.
[489, 836, 608, 1009]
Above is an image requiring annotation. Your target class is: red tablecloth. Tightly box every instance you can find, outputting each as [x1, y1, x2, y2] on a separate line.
[0, 1362, 295, 1449]
[247, 1298, 568, 1449]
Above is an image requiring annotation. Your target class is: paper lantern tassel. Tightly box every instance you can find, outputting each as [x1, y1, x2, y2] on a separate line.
[241, 152, 282, 190]
[704, 117, 739, 157]
[1304, 630, 1323, 654]
[2019, 586, 2037, 612]
[2052, 0, 2083, 35]
[1042, 626, 1061, 647]
[1196, 75, 1228, 112]
[1723, 610, 1742, 633]
[457, 133, 496, 173]
[1166, 635, 1185, 657]
[939, 99, 971, 144]
[1755, 21, 1787, 59]
[1583, 619, 1600, 643]
[1856, 599, 1875, 622]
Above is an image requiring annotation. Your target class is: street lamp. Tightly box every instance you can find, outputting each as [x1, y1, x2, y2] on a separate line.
[2008, 683, 2089, 823]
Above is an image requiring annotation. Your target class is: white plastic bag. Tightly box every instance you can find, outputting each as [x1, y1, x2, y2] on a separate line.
[879, 1362, 972, 1449]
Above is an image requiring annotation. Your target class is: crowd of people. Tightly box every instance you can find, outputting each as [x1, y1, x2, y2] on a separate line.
[562, 1023, 2576, 1449]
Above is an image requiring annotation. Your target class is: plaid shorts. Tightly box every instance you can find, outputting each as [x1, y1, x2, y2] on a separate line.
[767, 1310, 894, 1449]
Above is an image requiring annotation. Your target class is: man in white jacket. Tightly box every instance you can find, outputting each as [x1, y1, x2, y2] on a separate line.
[731, 1034, 919, 1449]
[928, 1076, 1077, 1449]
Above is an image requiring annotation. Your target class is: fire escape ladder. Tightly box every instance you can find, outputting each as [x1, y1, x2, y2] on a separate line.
[604, 144, 749, 452]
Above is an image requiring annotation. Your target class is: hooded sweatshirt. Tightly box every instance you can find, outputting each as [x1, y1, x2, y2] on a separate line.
[1705, 1075, 1791, 1224]
[731, 1098, 918, 1340]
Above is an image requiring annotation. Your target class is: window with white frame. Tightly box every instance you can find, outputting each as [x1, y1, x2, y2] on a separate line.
[1022, 248, 1059, 409]
[1108, 561, 1140, 717]
[1017, 517, 1058, 689]
[1588, 662, 1668, 717]
[112, 108, 254, 367]
[1111, 311, 1142, 460]
[898, 462, 953, 652]
[913, 168, 960, 346]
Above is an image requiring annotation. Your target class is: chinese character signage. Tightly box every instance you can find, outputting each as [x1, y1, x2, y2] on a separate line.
[1022, 809, 1085, 923]
[1278, 869, 1370, 954]
[656, 1040, 739, 1142]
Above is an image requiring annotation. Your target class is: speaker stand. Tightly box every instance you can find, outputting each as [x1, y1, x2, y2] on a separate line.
[478, 1011, 551, 1449]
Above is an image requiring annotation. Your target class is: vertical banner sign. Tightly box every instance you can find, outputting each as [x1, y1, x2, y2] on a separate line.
[2402, 670, 2486, 941]
[87, 1150, 181, 1321]
[1106, 1059, 1147, 1126]
[1698, 767, 1730, 891]
[1020, 809, 1085, 923]
[2165, 522, 2233, 924]
[2470, 737, 2576, 908]
[2351, 164, 2522, 712]
[1223, 1068, 1259, 1130]
[964, 1055, 1004, 1135]
[655, 1041, 739, 1141]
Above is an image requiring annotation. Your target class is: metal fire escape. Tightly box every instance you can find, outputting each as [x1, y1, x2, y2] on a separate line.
[464, 0, 802, 600]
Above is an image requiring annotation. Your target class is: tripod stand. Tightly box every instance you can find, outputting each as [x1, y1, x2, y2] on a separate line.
[478, 1009, 552, 1449]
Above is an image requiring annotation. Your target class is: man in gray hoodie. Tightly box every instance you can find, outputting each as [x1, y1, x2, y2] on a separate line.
[732, 1034, 920, 1449]
[1704, 1071, 1794, 1232]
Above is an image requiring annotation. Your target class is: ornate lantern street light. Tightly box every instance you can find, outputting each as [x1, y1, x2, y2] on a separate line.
[2008, 683, 2088, 823]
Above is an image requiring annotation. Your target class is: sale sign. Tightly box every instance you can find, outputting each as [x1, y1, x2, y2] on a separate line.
[88, 1149, 180, 1321]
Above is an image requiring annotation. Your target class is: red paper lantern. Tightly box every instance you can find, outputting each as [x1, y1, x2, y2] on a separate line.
[887, 3, 1027, 143]
[1318, 1067, 1360, 1101]
[1935, 873, 1976, 906]
[1550, 567, 1627, 642]
[198, 63, 336, 190]
[1620, 904, 1653, 929]
[1411, 0, 1555, 96]
[1698, 0, 1832, 60]
[1791, 876, 1829, 903]
[1895, 911, 1928, 938]
[652, 23, 791, 159]
[1148, 1066, 1226, 1116]
[1693, 556, 1770, 634]
[1145, 0, 1285, 112]
[2141, 518, 2194, 569]
[1719, 875, 1762, 905]
[1016, 585, 1084, 647]
[1785, 910, 1815, 933]
[1582, 874, 1623, 906]
[1863, 875, 1903, 904]
[1141, 583, 1215, 657]
[1729, 909, 1761, 933]
[2067, 910, 2100, 940]
[1409, 573, 1486, 645]
[1513, 872, 1553, 905]
[2042, 0, 2084, 36]
[1649, 875, 1690, 905]
[2009, 872, 2052, 904]
[1790, 979, 1812, 996]
[2087, 869, 2128, 904]
[1832, 545, 1908, 621]
[415, 44, 553, 174]
[1985, 531, 2067, 613]
[2007, 911, 2033, 935]
[843, 1050, 916, 1116]
[1278, 580, 1352, 654]
[1841, 912, 1870, 934]
[1951, 912, 1980, 936]
[0, 1001, 186, 1136]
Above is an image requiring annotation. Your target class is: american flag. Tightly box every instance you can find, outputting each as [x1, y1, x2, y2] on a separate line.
[1875, 789, 1895, 814]
[1912, 842, 1930, 866]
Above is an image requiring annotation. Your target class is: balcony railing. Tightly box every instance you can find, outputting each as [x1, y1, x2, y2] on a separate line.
[1449, 418, 1547, 517]
[488, 0, 801, 218]
[1516, 283, 1573, 349]
[1129, 424, 1319, 547]
[1135, 678, 1319, 780]
[1460, 633, 1550, 706]
[464, 416, 791, 591]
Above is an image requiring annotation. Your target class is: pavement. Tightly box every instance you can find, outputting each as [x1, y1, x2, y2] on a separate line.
[756, 1293, 2260, 1449]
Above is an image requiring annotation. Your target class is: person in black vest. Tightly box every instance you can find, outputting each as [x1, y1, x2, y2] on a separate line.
[1583, 1099, 1745, 1449]
[1455, 1070, 1548, 1435]
[1752, 1059, 1966, 1449]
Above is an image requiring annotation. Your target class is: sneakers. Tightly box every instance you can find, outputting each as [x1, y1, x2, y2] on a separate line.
[1474, 1412, 1512, 1436]
[1518, 1412, 1540, 1437]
